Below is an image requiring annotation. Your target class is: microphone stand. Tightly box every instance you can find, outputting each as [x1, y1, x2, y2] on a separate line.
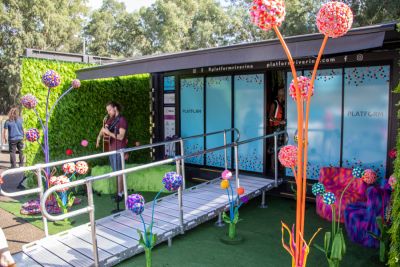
[112, 117, 122, 213]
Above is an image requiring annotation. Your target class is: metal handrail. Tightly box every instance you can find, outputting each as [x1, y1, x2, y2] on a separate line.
[0, 127, 240, 237]
[40, 130, 285, 267]
[0, 127, 240, 197]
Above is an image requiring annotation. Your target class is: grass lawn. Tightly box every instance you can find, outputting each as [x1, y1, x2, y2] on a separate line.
[0, 192, 384, 266]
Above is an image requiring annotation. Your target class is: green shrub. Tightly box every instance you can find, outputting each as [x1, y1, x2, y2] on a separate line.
[91, 164, 176, 194]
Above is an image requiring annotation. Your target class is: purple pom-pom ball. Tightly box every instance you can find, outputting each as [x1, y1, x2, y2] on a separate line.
[42, 70, 61, 88]
[162, 172, 183, 191]
[221, 169, 233, 180]
[71, 79, 81, 89]
[21, 94, 38, 109]
[126, 194, 145, 215]
[26, 128, 40, 142]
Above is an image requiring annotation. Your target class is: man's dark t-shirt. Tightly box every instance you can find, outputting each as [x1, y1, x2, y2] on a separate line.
[106, 116, 128, 150]
[4, 118, 24, 141]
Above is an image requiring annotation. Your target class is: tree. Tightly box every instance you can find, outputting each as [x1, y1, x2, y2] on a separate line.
[84, 0, 127, 57]
[0, 0, 88, 114]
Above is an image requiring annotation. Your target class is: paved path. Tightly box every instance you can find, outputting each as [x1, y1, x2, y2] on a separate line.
[0, 152, 45, 254]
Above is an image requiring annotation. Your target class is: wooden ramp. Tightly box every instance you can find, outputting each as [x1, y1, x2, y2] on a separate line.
[13, 175, 279, 267]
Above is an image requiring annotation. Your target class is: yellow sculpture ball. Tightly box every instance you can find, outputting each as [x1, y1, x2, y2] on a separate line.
[220, 180, 229, 189]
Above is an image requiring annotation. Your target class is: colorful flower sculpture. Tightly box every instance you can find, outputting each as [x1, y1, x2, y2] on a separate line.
[352, 167, 363, 178]
[42, 70, 61, 88]
[20, 94, 38, 109]
[219, 169, 248, 240]
[289, 76, 312, 101]
[250, 0, 286, 31]
[316, 2, 353, 38]
[75, 161, 89, 175]
[19, 71, 83, 215]
[62, 162, 75, 174]
[362, 169, 377, 184]
[312, 167, 363, 267]
[389, 174, 396, 190]
[127, 172, 183, 267]
[26, 128, 40, 142]
[250, 1, 353, 265]
[311, 182, 325, 196]
[71, 79, 81, 89]
[278, 145, 298, 169]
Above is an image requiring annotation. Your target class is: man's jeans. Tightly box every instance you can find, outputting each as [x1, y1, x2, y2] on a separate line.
[9, 140, 24, 168]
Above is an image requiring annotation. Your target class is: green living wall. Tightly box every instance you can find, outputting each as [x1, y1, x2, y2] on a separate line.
[20, 58, 151, 170]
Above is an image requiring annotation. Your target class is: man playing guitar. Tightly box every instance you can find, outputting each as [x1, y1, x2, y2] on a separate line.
[96, 101, 128, 202]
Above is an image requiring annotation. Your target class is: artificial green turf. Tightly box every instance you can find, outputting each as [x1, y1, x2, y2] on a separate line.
[0, 193, 384, 266]
[116, 196, 384, 267]
[0, 191, 165, 235]
[91, 164, 176, 194]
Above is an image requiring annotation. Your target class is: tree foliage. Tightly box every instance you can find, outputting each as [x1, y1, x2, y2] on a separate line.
[1, 0, 398, 112]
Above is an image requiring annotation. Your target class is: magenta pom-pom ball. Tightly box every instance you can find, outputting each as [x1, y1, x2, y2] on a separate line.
[222, 169, 233, 180]
[21, 94, 38, 109]
[26, 128, 40, 142]
[42, 70, 61, 88]
[250, 0, 286, 31]
[278, 145, 298, 168]
[81, 139, 88, 147]
[316, 2, 353, 38]
[289, 76, 312, 101]
[362, 169, 377, 184]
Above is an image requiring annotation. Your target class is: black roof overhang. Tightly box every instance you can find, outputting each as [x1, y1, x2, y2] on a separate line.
[77, 23, 398, 81]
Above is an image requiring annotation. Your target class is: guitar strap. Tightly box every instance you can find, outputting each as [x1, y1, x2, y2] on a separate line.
[108, 115, 120, 133]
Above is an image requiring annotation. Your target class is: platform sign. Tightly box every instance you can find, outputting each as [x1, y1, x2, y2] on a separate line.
[342, 66, 390, 179]
[180, 78, 204, 165]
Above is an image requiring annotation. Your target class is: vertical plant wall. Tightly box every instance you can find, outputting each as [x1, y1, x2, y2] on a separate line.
[20, 58, 151, 169]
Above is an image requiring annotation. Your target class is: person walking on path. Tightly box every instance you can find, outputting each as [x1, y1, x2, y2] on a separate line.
[2, 107, 26, 189]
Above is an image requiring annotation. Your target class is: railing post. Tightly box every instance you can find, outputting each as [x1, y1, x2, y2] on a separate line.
[87, 181, 99, 267]
[223, 130, 228, 170]
[274, 132, 278, 188]
[120, 151, 128, 209]
[234, 143, 240, 189]
[37, 167, 49, 237]
[179, 140, 186, 190]
[176, 159, 184, 234]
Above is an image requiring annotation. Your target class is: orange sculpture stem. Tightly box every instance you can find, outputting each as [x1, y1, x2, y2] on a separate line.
[301, 35, 329, 237]
[273, 25, 304, 266]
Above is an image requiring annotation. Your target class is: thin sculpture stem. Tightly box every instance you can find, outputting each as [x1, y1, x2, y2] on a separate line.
[274, 25, 304, 266]
[301, 34, 329, 241]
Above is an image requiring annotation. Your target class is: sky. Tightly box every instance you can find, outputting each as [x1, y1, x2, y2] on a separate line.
[87, 0, 156, 12]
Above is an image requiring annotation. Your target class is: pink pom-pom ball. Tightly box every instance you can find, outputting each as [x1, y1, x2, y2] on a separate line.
[222, 169, 233, 180]
[316, 2, 353, 38]
[289, 76, 312, 101]
[389, 174, 396, 190]
[278, 145, 298, 168]
[42, 70, 61, 88]
[362, 169, 377, 184]
[20, 94, 38, 109]
[72, 79, 81, 89]
[49, 175, 70, 192]
[81, 139, 88, 147]
[250, 0, 286, 31]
